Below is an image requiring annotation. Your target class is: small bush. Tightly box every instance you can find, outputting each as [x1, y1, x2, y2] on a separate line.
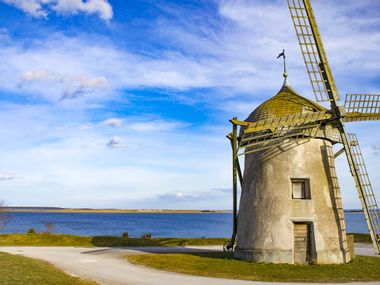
[141, 233, 152, 239]
[27, 228, 36, 234]
[122, 232, 129, 238]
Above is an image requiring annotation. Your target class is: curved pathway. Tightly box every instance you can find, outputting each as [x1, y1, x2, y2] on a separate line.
[0, 244, 378, 285]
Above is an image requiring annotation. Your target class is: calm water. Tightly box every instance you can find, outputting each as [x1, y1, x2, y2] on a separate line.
[0, 212, 369, 237]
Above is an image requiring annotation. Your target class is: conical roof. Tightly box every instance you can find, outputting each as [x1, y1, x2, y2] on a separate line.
[245, 84, 326, 123]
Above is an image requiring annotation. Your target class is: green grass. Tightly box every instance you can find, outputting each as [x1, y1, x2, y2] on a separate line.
[352, 233, 373, 243]
[0, 233, 371, 248]
[0, 233, 228, 247]
[127, 252, 380, 282]
[0, 252, 98, 285]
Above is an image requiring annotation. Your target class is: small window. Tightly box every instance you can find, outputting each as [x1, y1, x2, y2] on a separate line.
[291, 178, 311, 199]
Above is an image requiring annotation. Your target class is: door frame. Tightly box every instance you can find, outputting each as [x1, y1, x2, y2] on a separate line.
[292, 221, 313, 264]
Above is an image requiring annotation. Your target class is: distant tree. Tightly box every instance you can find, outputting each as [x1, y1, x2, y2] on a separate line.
[0, 200, 11, 230]
[27, 228, 36, 234]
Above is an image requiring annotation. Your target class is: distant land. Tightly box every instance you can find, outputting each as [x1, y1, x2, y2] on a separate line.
[2, 207, 365, 214]
[4, 207, 230, 213]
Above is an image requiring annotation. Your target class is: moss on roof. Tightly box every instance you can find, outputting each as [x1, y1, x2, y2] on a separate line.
[245, 84, 326, 123]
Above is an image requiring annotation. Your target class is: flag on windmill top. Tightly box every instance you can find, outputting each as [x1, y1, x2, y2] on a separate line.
[277, 49, 286, 59]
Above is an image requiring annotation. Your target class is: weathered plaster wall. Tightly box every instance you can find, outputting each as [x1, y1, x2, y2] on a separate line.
[234, 138, 349, 264]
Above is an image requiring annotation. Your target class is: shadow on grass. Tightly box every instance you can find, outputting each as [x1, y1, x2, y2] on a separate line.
[89, 236, 227, 250]
[90, 236, 160, 247]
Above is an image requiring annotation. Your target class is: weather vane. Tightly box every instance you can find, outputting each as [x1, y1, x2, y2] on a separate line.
[277, 49, 287, 82]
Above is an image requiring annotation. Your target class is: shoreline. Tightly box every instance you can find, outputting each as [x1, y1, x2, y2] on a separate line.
[4, 208, 231, 214]
[3, 207, 365, 214]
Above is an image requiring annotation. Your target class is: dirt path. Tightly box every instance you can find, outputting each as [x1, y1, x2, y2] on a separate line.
[0, 245, 378, 285]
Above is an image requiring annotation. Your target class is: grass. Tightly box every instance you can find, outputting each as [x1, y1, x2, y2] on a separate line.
[0, 233, 370, 247]
[0, 233, 229, 247]
[0, 252, 98, 285]
[352, 233, 373, 243]
[127, 252, 380, 282]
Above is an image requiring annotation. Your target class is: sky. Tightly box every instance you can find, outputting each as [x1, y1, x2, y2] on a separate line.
[0, 0, 379, 210]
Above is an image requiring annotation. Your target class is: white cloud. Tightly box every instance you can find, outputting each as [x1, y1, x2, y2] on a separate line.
[18, 70, 108, 100]
[3, 0, 113, 20]
[103, 118, 122, 128]
[3, 0, 50, 17]
[128, 120, 186, 133]
[20, 70, 49, 81]
[158, 191, 195, 201]
[0, 171, 18, 181]
[53, 0, 112, 20]
[157, 188, 232, 207]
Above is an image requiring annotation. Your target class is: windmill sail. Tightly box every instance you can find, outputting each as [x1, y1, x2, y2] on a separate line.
[287, 0, 339, 102]
[239, 123, 320, 156]
[288, 0, 380, 255]
[242, 111, 330, 134]
[343, 94, 380, 122]
[347, 134, 380, 254]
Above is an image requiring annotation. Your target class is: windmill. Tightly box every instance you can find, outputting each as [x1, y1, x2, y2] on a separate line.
[225, 0, 380, 264]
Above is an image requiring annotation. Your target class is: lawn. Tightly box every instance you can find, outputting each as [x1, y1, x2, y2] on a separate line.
[0, 252, 97, 285]
[0, 233, 229, 247]
[127, 252, 380, 283]
[352, 233, 373, 243]
[0, 233, 370, 247]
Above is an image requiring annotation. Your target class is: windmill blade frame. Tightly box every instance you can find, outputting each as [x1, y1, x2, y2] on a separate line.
[345, 94, 380, 113]
[343, 94, 380, 122]
[287, 0, 339, 102]
[238, 123, 320, 156]
[331, 126, 380, 255]
[343, 113, 380, 123]
[242, 111, 331, 134]
[347, 134, 380, 253]
[288, 0, 380, 254]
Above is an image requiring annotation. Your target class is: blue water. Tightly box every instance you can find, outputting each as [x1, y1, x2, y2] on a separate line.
[0, 212, 368, 237]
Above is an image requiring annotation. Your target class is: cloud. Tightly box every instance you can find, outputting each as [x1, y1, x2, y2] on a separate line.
[18, 69, 108, 100]
[106, 136, 122, 149]
[20, 70, 49, 81]
[103, 118, 122, 128]
[53, 0, 112, 20]
[158, 191, 195, 201]
[3, 0, 113, 20]
[0, 173, 17, 181]
[158, 188, 231, 202]
[0, 28, 11, 42]
[373, 144, 380, 151]
[128, 120, 186, 133]
[372, 144, 380, 155]
[3, 0, 50, 17]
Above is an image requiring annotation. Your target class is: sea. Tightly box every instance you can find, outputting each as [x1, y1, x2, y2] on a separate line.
[0, 211, 369, 238]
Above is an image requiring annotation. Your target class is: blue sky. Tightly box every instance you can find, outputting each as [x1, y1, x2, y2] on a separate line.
[0, 0, 379, 209]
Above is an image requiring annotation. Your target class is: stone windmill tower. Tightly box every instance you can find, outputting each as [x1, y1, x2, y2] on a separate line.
[224, 0, 380, 264]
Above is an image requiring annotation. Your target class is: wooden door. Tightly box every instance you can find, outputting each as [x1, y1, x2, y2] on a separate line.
[294, 223, 310, 264]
